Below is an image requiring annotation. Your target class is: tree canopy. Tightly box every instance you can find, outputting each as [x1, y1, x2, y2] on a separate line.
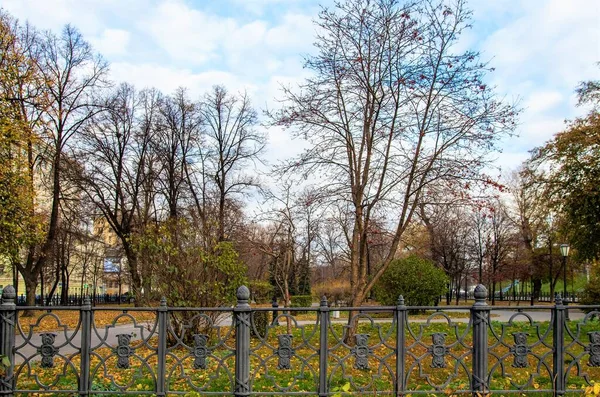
[529, 77, 600, 260]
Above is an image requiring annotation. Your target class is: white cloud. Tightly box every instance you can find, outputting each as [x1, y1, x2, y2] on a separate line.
[109, 62, 249, 97]
[140, 0, 237, 65]
[265, 13, 315, 51]
[519, 118, 567, 142]
[480, 0, 599, 92]
[230, 0, 306, 16]
[91, 29, 131, 57]
[1, 0, 146, 36]
[524, 91, 563, 114]
[138, 0, 316, 75]
[473, 0, 600, 169]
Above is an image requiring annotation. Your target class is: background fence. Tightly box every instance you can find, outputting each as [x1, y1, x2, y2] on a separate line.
[0, 284, 598, 396]
[444, 291, 582, 303]
[13, 293, 131, 306]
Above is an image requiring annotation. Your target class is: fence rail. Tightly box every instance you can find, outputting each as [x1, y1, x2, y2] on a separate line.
[0, 284, 598, 396]
[444, 291, 582, 303]
[14, 293, 130, 306]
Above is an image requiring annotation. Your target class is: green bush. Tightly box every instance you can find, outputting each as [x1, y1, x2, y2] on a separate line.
[133, 218, 247, 343]
[290, 295, 312, 315]
[373, 255, 448, 308]
[290, 295, 312, 307]
[251, 310, 269, 338]
[248, 280, 274, 304]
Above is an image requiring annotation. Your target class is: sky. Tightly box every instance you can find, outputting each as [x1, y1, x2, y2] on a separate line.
[3, 0, 600, 176]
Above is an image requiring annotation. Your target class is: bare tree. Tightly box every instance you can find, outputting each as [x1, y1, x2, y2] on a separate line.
[76, 84, 154, 303]
[16, 24, 109, 306]
[484, 199, 515, 305]
[154, 87, 201, 220]
[270, 0, 516, 338]
[201, 86, 264, 242]
[420, 202, 471, 304]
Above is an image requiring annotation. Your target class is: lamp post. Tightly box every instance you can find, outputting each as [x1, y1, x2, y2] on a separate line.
[560, 243, 570, 320]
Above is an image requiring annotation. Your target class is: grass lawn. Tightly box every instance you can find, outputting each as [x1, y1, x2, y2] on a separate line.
[16, 309, 155, 334]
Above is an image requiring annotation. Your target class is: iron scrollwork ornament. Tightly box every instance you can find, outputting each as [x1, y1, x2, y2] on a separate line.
[38, 333, 58, 368]
[586, 331, 600, 367]
[510, 332, 531, 368]
[115, 333, 133, 369]
[351, 334, 372, 370]
[193, 334, 210, 369]
[276, 334, 294, 370]
[429, 333, 448, 368]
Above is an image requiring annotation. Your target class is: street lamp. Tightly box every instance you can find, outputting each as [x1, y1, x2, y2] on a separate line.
[560, 243, 570, 321]
[560, 244, 570, 298]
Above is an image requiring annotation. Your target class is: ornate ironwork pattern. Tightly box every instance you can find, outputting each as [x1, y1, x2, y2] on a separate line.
[564, 309, 600, 387]
[88, 310, 159, 393]
[487, 311, 553, 392]
[37, 333, 58, 368]
[13, 309, 81, 392]
[275, 334, 294, 370]
[510, 332, 531, 368]
[428, 333, 448, 369]
[405, 312, 472, 393]
[115, 333, 133, 369]
[328, 312, 396, 394]
[586, 332, 600, 367]
[351, 334, 372, 370]
[192, 333, 210, 369]
[1, 285, 598, 396]
[165, 311, 236, 394]
[249, 309, 319, 393]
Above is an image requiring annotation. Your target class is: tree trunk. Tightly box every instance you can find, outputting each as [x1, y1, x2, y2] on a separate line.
[23, 276, 38, 316]
[531, 278, 542, 305]
[218, 191, 225, 242]
[122, 240, 142, 306]
[455, 276, 460, 305]
[60, 265, 68, 305]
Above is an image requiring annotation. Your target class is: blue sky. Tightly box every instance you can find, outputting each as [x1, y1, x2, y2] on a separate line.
[3, 0, 600, 174]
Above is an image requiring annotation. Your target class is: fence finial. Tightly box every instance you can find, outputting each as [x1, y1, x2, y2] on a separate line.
[320, 295, 328, 307]
[473, 284, 487, 306]
[1, 285, 15, 304]
[236, 286, 250, 310]
[397, 295, 405, 306]
[554, 293, 563, 305]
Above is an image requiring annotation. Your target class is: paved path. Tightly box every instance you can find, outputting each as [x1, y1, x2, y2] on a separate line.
[14, 322, 153, 365]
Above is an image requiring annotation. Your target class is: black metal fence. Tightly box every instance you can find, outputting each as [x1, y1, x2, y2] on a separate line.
[0, 284, 598, 396]
[445, 291, 582, 303]
[15, 293, 130, 306]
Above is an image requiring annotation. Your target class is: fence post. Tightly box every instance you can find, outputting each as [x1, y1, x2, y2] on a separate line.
[235, 286, 251, 397]
[395, 295, 406, 396]
[471, 284, 489, 396]
[318, 296, 329, 397]
[156, 297, 168, 396]
[79, 297, 92, 396]
[552, 294, 565, 395]
[0, 286, 16, 397]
